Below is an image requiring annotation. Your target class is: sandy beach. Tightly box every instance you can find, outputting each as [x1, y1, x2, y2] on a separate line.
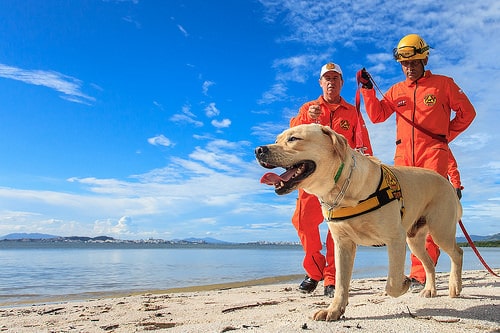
[0, 269, 498, 333]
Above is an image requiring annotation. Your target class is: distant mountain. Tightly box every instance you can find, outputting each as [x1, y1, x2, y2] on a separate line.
[63, 236, 116, 242]
[456, 233, 499, 243]
[0, 233, 232, 244]
[0, 233, 115, 242]
[0, 233, 60, 240]
[486, 233, 500, 241]
[182, 237, 232, 244]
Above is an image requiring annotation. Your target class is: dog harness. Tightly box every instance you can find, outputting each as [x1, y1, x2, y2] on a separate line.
[322, 164, 404, 221]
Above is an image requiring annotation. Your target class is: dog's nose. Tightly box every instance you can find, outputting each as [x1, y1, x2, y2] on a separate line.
[255, 146, 269, 157]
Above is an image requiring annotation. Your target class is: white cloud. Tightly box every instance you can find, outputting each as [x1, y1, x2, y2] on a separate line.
[153, 101, 164, 110]
[251, 121, 288, 143]
[202, 80, 215, 95]
[0, 63, 95, 104]
[147, 134, 173, 147]
[211, 118, 231, 128]
[272, 54, 326, 83]
[258, 83, 288, 104]
[177, 24, 188, 37]
[93, 216, 132, 237]
[204, 102, 220, 117]
[122, 15, 141, 28]
[170, 104, 204, 127]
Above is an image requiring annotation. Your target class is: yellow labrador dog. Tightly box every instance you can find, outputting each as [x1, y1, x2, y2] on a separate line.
[255, 124, 463, 321]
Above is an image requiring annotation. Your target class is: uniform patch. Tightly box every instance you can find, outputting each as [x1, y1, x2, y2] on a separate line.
[340, 119, 350, 130]
[326, 63, 336, 70]
[423, 94, 437, 106]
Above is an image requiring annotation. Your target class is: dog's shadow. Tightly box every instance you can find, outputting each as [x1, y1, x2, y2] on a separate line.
[347, 293, 499, 325]
[411, 302, 499, 324]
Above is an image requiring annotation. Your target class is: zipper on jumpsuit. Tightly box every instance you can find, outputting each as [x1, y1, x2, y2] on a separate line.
[411, 80, 418, 167]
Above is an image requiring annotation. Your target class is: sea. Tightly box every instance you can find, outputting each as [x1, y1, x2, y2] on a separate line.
[0, 242, 498, 306]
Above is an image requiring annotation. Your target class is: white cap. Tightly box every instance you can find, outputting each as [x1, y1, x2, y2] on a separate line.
[320, 62, 343, 78]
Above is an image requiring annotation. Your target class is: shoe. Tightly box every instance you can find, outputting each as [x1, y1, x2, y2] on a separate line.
[298, 276, 318, 293]
[409, 278, 425, 293]
[324, 285, 335, 298]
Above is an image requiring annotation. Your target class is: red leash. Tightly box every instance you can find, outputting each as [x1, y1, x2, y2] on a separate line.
[458, 219, 499, 277]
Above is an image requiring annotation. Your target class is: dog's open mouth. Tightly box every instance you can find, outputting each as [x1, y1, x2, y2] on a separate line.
[259, 160, 315, 195]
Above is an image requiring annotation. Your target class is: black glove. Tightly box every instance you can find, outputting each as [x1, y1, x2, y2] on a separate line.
[357, 68, 373, 89]
[456, 188, 462, 200]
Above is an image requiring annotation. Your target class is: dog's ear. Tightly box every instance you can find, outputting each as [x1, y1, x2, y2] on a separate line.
[321, 125, 348, 161]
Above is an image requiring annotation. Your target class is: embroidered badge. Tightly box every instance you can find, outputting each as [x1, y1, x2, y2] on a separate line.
[326, 63, 336, 70]
[340, 119, 350, 130]
[423, 94, 437, 106]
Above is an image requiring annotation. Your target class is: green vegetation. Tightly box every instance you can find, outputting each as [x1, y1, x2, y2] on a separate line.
[457, 240, 500, 248]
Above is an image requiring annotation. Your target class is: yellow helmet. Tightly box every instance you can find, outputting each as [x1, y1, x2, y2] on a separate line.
[393, 34, 430, 62]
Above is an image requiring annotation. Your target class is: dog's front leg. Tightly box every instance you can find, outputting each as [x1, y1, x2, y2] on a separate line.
[385, 237, 411, 297]
[313, 231, 355, 321]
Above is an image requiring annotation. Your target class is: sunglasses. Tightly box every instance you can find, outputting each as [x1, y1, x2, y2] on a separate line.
[393, 45, 430, 60]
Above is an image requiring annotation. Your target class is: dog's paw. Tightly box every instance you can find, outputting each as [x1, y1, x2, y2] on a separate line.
[386, 276, 412, 297]
[419, 288, 437, 298]
[448, 283, 462, 298]
[313, 308, 344, 321]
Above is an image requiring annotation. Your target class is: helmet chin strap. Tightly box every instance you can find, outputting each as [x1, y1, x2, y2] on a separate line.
[420, 59, 426, 71]
[416, 61, 426, 81]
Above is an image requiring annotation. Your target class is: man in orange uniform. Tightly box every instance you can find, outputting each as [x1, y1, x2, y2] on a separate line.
[359, 34, 476, 286]
[290, 62, 373, 297]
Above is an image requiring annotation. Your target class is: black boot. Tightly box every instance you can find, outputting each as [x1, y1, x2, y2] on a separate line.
[324, 285, 335, 298]
[298, 276, 318, 293]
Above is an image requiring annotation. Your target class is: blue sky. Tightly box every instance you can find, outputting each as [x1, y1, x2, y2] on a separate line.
[0, 0, 498, 242]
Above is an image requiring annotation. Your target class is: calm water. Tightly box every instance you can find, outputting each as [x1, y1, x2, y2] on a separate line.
[0, 243, 498, 306]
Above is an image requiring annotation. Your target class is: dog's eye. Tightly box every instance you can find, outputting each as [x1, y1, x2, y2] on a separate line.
[288, 136, 301, 142]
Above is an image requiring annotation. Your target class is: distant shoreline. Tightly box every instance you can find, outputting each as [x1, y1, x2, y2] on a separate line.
[0, 241, 303, 249]
[456, 240, 500, 247]
[1, 239, 498, 248]
[1, 232, 499, 247]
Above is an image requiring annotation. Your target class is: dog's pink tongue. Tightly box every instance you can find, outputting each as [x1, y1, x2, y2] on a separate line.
[260, 172, 282, 185]
[260, 169, 295, 185]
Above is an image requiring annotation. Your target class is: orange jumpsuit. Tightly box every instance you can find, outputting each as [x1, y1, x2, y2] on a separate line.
[361, 70, 476, 283]
[448, 150, 462, 190]
[290, 95, 373, 286]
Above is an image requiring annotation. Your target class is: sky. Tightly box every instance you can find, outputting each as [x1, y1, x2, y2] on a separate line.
[0, 0, 498, 242]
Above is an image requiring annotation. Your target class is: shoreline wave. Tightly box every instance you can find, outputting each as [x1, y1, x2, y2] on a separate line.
[3, 268, 498, 308]
[0, 274, 304, 307]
